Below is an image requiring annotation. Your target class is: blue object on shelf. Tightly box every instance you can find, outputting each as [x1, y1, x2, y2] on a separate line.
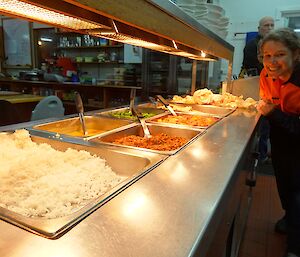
[71, 73, 80, 82]
[31, 95, 65, 121]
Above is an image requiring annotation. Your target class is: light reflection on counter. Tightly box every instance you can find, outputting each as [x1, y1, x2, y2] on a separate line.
[122, 193, 147, 218]
[222, 122, 228, 138]
[190, 142, 208, 160]
[120, 189, 160, 228]
[169, 162, 188, 182]
[155, 144, 209, 185]
[230, 108, 258, 118]
[13, 237, 80, 257]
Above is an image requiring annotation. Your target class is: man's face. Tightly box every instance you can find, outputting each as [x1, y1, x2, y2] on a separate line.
[259, 18, 274, 37]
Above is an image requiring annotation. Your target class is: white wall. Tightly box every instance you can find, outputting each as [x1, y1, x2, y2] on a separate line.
[219, 0, 300, 76]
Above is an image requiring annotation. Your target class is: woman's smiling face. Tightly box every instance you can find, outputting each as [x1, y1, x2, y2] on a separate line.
[262, 40, 296, 81]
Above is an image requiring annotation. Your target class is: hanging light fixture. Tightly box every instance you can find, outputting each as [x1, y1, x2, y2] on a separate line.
[91, 20, 217, 61]
[0, 0, 219, 61]
[0, 0, 111, 31]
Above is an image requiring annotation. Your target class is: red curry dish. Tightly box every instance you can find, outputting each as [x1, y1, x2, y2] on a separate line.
[112, 133, 187, 151]
[155, 114, 219, 127]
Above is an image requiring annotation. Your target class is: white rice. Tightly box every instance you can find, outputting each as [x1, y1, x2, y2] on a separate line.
[0, 130, 126, 219]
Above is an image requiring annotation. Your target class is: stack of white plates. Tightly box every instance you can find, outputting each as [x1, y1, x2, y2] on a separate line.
[177, 4, 196, 17]
[177, 1, 229, 38]
[176, 0, 206, 4]
[177, 3, 208, 19]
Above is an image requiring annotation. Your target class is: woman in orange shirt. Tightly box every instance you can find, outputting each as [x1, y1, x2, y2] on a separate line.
[257, 28, 300, 257]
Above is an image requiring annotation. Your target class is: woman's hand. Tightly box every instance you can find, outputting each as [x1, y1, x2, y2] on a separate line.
[256, 99, 276, 116]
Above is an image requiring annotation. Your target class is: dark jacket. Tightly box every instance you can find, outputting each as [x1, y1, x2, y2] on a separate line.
[261, 64, 300, 136]
[263, 64, 300, 169]
[242, 35, 263, 75]
[262, 63, 300, 255]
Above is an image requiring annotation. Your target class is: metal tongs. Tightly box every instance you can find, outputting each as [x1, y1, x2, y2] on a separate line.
[130, 89, 151, 139]
[74, 91, 87, 136]
[156, 95, 177, 116]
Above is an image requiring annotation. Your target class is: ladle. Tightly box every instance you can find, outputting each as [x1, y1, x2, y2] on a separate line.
[130, 88, 151, 139]
[156, 95, 177, 116]
[74, 91, 87, 136]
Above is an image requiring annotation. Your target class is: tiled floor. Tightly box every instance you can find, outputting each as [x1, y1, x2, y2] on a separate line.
[238, 173, 286, 257]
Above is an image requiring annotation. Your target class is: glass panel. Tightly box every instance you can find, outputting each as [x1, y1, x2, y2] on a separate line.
[288, 16, 300, 36]
[144, 50, 210, 99]
[177, 58, 209, 95]
[147, 51, 171, 96]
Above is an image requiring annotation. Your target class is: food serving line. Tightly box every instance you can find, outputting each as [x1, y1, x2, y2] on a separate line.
[0, 102, 260, 257]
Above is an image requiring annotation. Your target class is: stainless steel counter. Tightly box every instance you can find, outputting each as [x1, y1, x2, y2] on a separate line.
[0, 109, 260, 257]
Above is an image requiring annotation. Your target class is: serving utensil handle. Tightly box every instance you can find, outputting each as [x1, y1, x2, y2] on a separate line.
[129, 88, 136, 112]
[156, 95, 168, 106]
[74, 91, 87, 136]
[156, 95, 177, 116]
[74, 91, 84, 114]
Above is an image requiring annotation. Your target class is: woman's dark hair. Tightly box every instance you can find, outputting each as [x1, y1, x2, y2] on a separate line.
[260, 28, 300, 54]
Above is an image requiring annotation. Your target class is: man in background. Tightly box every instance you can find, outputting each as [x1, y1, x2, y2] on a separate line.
[241, 16, 274, 76]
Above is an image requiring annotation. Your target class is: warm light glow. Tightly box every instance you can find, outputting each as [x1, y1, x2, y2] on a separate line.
[169, 162, 188, 182]
[170, 51, 195, 58]
[91, 22, 216, 61]
[122, 194, 147, 217]
[0, 0, 102, 30]
[111, 20, 119, 33]
[40, 37, 53, 42]
[190, 143, 208, 159]
[0, 0, 218, 61]
[13, 237, 81, 257]
[172, 40, 178, 49]
[95, 32, 216, 60]
[93, 32, 174, 51]
[116, 189, 162, 232]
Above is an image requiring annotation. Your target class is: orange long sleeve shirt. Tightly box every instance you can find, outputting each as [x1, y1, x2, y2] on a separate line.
[260, 67, 300, 115]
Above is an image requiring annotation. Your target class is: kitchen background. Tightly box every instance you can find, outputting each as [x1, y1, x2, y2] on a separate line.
[221, 0, 300, 77]
[0, 0, 299, 100]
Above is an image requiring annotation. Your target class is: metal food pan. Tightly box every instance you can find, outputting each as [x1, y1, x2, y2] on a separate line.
[90, 123, 203, 155]
[0, 134, 165, 239]
[168, 102, 236, 117]
[186, 104, 236, 117]
[145, 112, 221, 130]
[137, 102, 164, 109]
[28, 115, 133, 139]
[95, 106, 166, 120]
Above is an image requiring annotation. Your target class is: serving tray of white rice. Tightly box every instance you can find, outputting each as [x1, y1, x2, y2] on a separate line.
[0, 130, 165, 238]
